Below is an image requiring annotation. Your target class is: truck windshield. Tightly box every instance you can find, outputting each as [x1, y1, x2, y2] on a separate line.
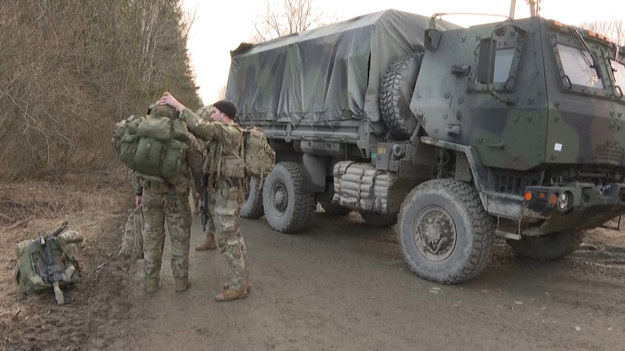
[557, 44, 603, 89]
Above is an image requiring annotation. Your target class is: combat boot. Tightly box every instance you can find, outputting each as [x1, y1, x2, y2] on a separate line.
[223, 283, 251, 293]
[144, 278, 158, 294]
[175, 277, 190, 293]
[195, 234, 217, 251]
[215, 287, 249, 302]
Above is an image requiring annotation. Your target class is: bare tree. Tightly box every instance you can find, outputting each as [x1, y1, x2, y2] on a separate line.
[216, 84, 228, 100]
[252, 0, 335, 42]
[580, 20, 625, 46]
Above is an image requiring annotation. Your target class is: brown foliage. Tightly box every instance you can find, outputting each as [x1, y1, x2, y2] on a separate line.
[0, 0, 201, 180]
[580, 20, 625, 46]
[252, 0, 336, 42]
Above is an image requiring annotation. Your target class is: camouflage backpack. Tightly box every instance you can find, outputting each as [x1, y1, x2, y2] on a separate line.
[112, 105, 190, 183]
[118, 208, 144, 259]
[15, 226, 82, 298]
[242, 126, 275, 179]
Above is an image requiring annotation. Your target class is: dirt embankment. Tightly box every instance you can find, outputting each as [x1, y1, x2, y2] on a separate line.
[0, 171, 135, 351]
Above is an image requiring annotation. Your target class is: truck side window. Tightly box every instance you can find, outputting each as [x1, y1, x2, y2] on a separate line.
[493, 48, 516, 83]
[556, 44, 603, 89]
[472, 25, 525, 92]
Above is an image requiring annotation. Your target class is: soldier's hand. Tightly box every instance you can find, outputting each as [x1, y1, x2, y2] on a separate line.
[135, 195, 142, 209]
[158, 92, 185, 112]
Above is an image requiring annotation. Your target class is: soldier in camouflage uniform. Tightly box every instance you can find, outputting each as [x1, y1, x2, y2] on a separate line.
[194, 105, 218, 251]
[133, 104, 197, 294]
[158, 92, 250, 302]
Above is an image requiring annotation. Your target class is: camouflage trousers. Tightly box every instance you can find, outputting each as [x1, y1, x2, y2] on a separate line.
[141, 180, 192, 281]
[213, 179, 249, 290]
[202, 185, 217, 238]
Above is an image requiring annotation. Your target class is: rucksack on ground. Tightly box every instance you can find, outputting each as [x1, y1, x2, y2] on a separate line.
[242, 126, 275, 179]
[112, 105, 190, 183]
[15, 229, 82, 296]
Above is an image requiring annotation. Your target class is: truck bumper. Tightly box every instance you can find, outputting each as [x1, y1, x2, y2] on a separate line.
[521, 182, 625, 235]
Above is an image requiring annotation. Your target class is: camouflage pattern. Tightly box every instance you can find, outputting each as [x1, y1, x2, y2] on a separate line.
[140, 179, 192, 282]
[182, 108, 249, 289]
[119, 208, 144, 259]
[213, 178, 248, 289]
[202, 182, 217, 236]
[193, 105, 214, 238]
[196, 105, 213, 120]
[226, 11, 625, 236]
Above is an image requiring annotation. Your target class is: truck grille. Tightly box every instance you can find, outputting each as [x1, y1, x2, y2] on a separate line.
[489, 169, 543, 196]
[593, 144, 624, 164]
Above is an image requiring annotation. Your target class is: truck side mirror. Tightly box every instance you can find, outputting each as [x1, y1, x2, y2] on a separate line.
[477, 39, 496, 84]
[425, 28, 442, 51]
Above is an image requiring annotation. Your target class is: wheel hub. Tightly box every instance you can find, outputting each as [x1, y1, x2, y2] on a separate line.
[413, 206, 456, 261]
[272, 184, 288, 213]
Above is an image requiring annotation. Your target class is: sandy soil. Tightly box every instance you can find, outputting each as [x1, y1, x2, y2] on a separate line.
[1, 175, 625, 351]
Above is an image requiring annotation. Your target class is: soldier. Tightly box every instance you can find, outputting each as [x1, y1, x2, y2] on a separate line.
[133, 104, 194, 294]
[157, 92, 250, 302]
[194, 105, 218, 251]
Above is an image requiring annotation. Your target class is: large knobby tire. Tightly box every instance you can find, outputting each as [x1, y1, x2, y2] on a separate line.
[398, 179, 494, 284]
[360, 211, 397, 227]
[263, 162, 315, 233]
[507, 231, 585, 260]
[241, 177, 264, 219]
[379, 52, 423, 140]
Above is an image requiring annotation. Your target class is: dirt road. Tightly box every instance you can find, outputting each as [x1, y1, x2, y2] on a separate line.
[102, 212, 625, 351]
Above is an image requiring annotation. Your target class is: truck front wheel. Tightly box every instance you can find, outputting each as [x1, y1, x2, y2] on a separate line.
[398, 179, 494, 283]
[262, 162, 315, 233]
[507, 231, 585, 260]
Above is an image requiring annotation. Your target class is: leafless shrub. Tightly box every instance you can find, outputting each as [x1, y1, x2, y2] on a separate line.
[0, 0, 201, 181]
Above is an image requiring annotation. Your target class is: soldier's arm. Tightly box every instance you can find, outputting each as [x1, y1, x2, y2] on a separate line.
[180, 108, 218, 141]
[157, 91, 219, 141]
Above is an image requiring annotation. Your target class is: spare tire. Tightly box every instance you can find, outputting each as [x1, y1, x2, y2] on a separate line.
[379, 52, 423, 140]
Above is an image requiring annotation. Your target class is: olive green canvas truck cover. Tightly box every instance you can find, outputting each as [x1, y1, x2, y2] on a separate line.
[226, 9, 458, 151]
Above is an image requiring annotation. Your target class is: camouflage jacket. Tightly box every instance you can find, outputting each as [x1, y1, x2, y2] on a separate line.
[181, 108, 244, 180]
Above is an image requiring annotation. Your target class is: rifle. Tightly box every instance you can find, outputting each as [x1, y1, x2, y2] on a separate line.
[200, 173, 209, 232]
[39, 221, 69, 305]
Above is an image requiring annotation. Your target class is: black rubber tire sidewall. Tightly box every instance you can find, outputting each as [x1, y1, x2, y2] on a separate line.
[262, 162, 315, 233]
[379, 52, 423, 140]
[398, 180, 493, 284]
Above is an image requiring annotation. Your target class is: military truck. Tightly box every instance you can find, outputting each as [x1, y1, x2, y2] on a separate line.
[226, 9, 625, 283]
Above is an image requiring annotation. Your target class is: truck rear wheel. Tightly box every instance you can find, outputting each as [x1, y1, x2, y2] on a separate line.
[241, 177, 264, 219]
[507, 231, 585, 260]
[263, 162, 315, 233]
[398, 179, 494, 283]
[379, 52, 423, 140]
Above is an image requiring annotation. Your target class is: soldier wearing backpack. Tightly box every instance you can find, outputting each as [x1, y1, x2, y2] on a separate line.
[122, 104, 196, 294]
[157, 92, 250, 302]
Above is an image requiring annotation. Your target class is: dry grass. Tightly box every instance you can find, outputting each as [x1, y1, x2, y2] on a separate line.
[0, 168, 136, 350]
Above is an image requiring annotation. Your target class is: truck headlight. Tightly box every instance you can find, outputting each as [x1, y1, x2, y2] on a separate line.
[557, 192, 572, 212]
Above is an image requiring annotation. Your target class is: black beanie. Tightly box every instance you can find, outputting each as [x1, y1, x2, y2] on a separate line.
[212, 100, 237, 119]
